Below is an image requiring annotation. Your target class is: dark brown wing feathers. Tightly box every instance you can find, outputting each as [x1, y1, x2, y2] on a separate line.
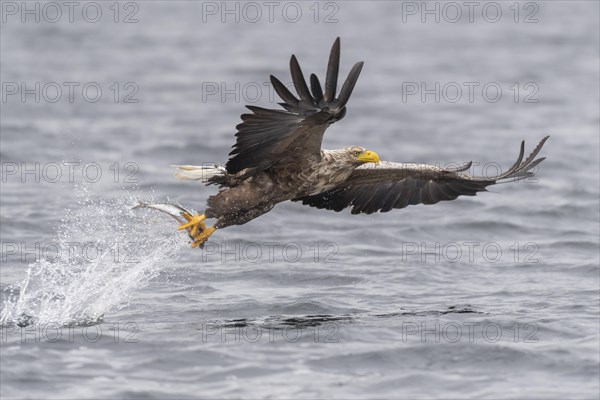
[295, 136, 549, 214]
[226, 37, 364, 175]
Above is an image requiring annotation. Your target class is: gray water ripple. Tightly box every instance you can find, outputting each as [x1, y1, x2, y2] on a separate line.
[2, 2, 599, 399]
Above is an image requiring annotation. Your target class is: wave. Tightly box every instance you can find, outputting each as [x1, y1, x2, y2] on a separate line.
[0, 191, 185, 327]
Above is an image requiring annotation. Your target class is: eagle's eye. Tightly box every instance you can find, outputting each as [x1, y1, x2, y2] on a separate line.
[353, 151, 361, 157]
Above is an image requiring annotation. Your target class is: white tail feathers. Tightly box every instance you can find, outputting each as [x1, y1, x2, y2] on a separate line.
[171, 164, 226, 182]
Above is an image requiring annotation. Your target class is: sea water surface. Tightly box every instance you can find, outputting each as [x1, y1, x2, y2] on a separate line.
[1, 1, 599, 399]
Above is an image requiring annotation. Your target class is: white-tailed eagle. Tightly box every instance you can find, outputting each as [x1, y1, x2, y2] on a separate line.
[171, 38, 548, 247]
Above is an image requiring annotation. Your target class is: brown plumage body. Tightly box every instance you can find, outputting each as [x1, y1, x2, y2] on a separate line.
[206, 148, 365, 228]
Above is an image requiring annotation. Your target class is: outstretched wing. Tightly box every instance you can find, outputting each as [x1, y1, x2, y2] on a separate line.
[295, 137, 549, 214]
[226, 37, 364, 175]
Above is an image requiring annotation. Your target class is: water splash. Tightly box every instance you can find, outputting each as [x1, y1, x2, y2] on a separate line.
[1, 189, 187, 327]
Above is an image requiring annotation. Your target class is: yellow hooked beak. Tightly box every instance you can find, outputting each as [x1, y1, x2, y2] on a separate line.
[357, 150, 380, 163]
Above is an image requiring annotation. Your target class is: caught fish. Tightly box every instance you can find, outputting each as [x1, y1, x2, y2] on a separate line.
[133, 202, 192, 224]
[133, 202, 205, 244]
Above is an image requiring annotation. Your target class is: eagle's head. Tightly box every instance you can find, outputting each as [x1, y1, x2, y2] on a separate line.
[343, 146, 380, 166]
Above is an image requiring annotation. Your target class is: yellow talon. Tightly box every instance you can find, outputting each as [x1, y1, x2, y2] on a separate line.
[189, 221, 206, 236]
[178, 213, 206, 236]
[191, 226, 216, 248]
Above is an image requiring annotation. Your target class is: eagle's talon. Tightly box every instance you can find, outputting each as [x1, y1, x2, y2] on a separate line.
[188, 221, 206, 236]
[191, 226, 216, 248]
[192, 222, 207, 236]
[178, 213, 206, 233]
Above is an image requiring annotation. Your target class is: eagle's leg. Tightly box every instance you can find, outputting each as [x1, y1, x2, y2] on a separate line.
[191, 226, 216, 248]
[178, 212, 206, 236]
[177, 212, 217, 248]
